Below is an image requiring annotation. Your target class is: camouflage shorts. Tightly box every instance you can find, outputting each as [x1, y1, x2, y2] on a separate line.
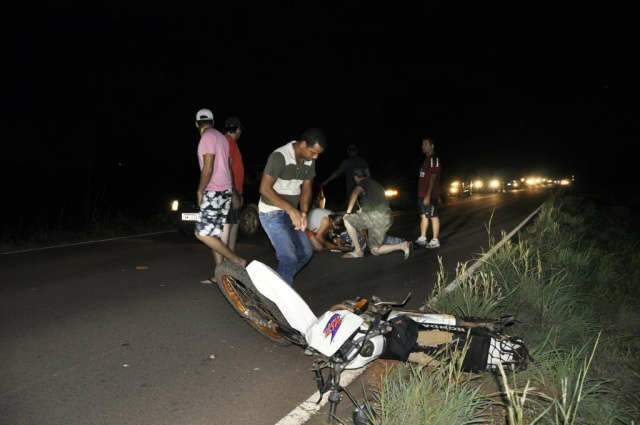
[195, 190, 231, 237]
[343, 210, 392, 248]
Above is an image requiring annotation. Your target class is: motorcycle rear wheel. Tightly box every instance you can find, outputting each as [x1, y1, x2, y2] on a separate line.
[215, 261, 295, 346]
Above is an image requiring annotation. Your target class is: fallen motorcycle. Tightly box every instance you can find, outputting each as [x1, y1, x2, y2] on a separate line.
[214, 261, 531, 424]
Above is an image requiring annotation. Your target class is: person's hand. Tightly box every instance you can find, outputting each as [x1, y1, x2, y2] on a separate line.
[300, 211, 308, 231]
[422, 197, 431, 207]
[288, 208, 305, 230]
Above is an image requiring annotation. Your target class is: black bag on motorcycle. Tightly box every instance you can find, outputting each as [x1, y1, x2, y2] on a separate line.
[380, 315, 490, 372]
[379, 316, 420, 362]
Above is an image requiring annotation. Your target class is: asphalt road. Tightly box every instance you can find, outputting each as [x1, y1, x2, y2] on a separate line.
[0, 189, 548, 425]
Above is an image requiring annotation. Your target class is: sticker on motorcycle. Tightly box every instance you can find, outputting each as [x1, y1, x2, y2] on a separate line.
[323, 313, 343, 342]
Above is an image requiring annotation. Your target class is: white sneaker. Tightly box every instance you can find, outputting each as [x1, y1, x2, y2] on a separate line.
[426, 239, 440, 249]
[414, 237, 427, 247]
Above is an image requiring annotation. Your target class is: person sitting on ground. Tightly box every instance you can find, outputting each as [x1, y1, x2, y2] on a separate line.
[342, 168, 412, 259]
[305, 209, 350, 252]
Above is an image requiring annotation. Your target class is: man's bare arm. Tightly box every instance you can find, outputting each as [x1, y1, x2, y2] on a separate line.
[315, 218, 341, 250]
[321, 161, 345, 186]
[197, 154, 214, 204]
[299, 180, 313, 214]
[424, 173, 438, 204]
[346, 186, 364, 214]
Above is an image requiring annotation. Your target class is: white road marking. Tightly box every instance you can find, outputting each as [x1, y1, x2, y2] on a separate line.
[0, 230, 176, 255]
[274, 368, 366, 425]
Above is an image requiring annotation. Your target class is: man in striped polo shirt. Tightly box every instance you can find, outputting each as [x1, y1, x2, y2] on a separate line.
[258, 129, 327, 285]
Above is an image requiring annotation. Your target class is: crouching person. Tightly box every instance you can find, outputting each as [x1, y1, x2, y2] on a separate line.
[342, 168, 411, 259]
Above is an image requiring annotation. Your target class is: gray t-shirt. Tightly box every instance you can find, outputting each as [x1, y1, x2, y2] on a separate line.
[357, 178, 390, 212]
[307, 208, 333, 232]
[259, 141, 316, 213]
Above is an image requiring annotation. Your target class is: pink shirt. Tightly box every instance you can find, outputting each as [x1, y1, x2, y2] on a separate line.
[197, 128, 232, 192]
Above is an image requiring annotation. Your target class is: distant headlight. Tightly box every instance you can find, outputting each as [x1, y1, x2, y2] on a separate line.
[449, 187, 459, 194]
[171, 200, 179, 211]
[450, 181, 460, 188]
[384, 189, 399, 199]
[513, 181, 519, 188]
[560, 179, 570, 186]
[473, 180, 484, 189]
[489, 179, 501, 189]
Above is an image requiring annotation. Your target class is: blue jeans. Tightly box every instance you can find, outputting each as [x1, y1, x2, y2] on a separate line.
[259, 210, 313, 285]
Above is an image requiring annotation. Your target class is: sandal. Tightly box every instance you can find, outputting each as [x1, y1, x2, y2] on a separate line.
[403, 242, 413, 260]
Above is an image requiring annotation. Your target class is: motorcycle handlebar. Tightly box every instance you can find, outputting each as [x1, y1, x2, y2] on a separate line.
[372, 292, 412, 307]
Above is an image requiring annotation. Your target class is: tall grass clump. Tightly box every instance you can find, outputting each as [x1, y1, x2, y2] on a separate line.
[364, 343, 491, 425]
[373, 193, 639, 424]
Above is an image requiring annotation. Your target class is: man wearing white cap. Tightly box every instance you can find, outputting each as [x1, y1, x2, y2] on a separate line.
[194, 108, 246, 270]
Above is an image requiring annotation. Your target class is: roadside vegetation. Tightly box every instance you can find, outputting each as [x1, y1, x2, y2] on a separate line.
[364, 193, 639, 424]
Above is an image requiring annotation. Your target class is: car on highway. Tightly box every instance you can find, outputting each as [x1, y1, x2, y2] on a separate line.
[169, 169, 262, 237]
[379, 175, 417, 210]
[505, 179, 523, 191]
[446, 179, 472, 197]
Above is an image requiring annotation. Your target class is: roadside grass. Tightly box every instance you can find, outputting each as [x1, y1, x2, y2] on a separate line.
[366, 194, 639, 424]
[364, 344, 491, 425]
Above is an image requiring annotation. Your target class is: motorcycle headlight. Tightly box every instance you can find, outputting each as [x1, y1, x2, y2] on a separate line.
[171, 200, 179, 211]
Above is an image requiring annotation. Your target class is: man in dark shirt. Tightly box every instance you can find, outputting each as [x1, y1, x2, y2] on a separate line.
[321, 144, 369, 204]
[415, 137, 441, 248]
[342, 169, 412, 259]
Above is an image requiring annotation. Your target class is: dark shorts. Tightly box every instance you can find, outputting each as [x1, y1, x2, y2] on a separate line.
[343, 210, 392, 248]
[195, 190, 231, 237]
[418, 198, 439, 218]
[226, 206, 240, 225]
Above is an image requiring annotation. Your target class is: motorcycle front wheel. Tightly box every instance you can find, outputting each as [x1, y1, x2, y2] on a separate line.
[215, 261, 296, 346]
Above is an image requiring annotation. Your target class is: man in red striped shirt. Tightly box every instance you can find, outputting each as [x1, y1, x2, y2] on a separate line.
[415, 137, 441, 248]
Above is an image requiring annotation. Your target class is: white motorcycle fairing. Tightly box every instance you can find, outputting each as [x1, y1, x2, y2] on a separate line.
[305, 310, 364, 357]
[245, 261, 317, 335]
[245, 261, 385, 368]
[305, 310, 386, 369]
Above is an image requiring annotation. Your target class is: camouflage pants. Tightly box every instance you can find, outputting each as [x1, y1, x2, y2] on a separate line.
[343, 209, 392, 248]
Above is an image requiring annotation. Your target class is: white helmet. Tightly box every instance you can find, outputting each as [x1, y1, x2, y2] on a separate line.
[195, 108, 214, 128]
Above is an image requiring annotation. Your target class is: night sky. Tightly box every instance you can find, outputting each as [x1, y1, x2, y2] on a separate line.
[2, 2, 636, 226]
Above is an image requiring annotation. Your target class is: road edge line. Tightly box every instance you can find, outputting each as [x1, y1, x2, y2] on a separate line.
[441, 202, 545, 295]
[274, 368, 365, 425]
[0, 230, 176, 255]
